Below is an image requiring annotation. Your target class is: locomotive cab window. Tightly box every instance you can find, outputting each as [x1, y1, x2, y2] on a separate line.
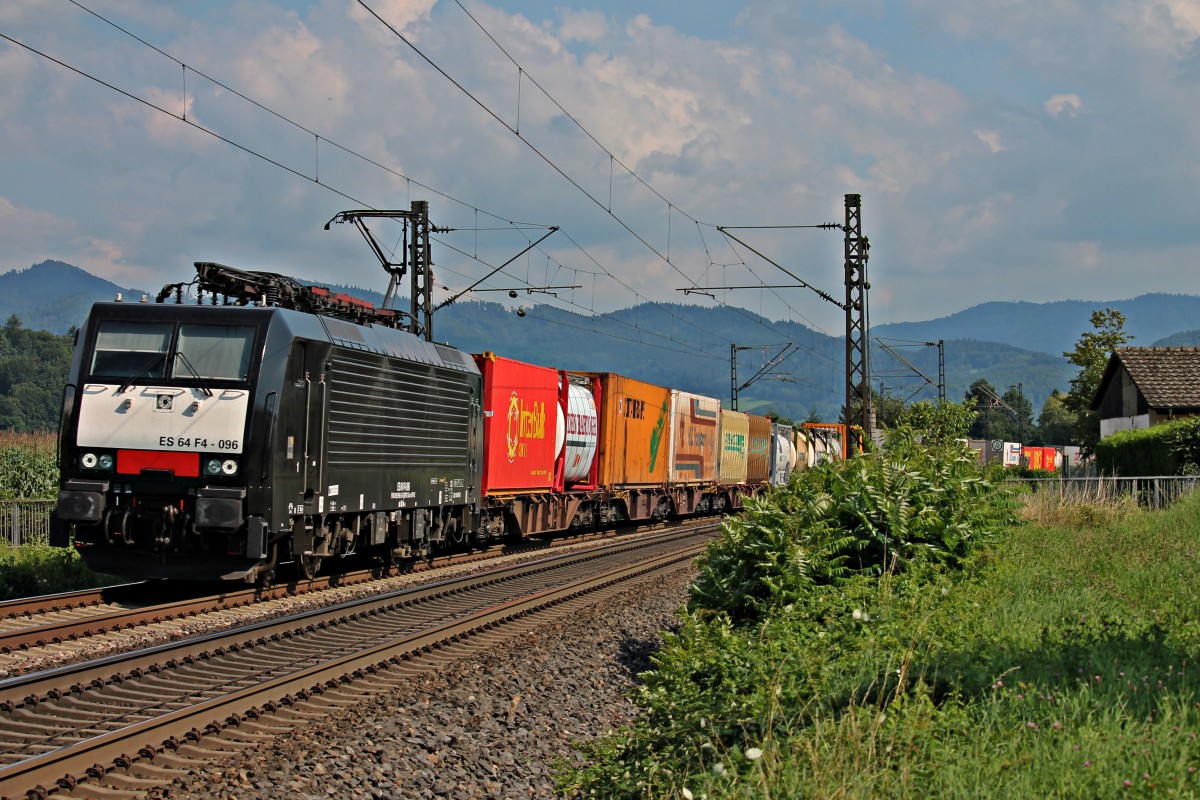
[89, 320, 257, 384]
[177, 324, 255, 380]
[90, 321, 172, 379]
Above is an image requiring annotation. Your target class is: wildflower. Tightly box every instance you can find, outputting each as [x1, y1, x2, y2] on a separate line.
[712, 763, 726, 776]
[1124, 780, 1132, 787]
[746, 748, 764, 761]
[1052, 722, 1062, 730]
[682, 789, 694, 800]
[852, 609, 863, 620]
[1026, 721, 1038, 730]
[1084, 762, 1092, 768]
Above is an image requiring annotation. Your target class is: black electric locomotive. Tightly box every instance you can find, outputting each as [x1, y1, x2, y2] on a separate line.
[52, 263, 483, 583]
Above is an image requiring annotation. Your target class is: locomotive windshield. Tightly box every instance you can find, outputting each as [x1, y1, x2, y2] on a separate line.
[90, 320, 257, 383]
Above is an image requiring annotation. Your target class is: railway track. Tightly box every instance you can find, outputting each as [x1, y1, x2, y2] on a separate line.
[1, 521, 706, 673]
[0, 523, 715, 800]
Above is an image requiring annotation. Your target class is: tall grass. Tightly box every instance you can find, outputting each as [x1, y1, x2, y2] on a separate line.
[563, 485, 1200, 799]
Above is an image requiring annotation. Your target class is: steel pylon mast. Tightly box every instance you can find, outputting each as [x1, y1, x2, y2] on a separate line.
[844, 194, 872, 439]
[325, 200, 440, 342]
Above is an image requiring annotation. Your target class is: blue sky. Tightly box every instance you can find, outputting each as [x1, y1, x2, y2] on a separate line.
[1, 0, 1198, 338]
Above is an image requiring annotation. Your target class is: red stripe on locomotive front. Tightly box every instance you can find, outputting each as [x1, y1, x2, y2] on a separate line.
[117, 449, 201, 477]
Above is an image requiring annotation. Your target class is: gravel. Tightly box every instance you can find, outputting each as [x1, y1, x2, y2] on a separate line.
[156, 567, 694, 800]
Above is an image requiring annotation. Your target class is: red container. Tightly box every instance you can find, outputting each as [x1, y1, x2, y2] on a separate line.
[474, 353, 560, 495]
[747, 415, 772, 484]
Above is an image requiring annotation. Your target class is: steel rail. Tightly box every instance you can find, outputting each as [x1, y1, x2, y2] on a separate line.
[0, 527, 713, 799]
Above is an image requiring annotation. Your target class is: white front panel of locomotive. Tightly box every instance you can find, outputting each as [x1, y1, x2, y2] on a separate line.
[76, 384, 249, 453]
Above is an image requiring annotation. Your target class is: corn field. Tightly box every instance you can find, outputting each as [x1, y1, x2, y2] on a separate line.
[0, 430, 58, 501]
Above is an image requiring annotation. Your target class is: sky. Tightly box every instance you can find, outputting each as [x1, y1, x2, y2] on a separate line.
[1, 0, 1198, 341]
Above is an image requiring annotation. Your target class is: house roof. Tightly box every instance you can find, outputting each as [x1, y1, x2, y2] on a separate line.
[1091, 346, 1200, 411]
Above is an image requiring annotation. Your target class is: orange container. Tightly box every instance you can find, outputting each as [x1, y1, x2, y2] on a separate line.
[583, 373, 671, 487]
[718, 409, 750, 485]
[747, 415, 772, 484]
[669, 389, 720, 484]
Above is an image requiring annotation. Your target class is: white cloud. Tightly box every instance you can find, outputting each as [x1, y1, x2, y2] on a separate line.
[1, 0, 1199, 328]
[1044, 93, 1082, 118]
[558, 10, 608, 43]
[974, 129, 1005, 153]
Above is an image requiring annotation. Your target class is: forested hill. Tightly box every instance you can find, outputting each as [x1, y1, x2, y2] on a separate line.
[0, 261, 147, 334]
[1, 259, 1196, 425]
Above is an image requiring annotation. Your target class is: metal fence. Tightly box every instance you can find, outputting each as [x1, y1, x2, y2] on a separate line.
[0, 500, 54, 548]
[1009, 476, 1200, 511]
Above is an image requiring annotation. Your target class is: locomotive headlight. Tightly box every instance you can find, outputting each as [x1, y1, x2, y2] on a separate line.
[81, 452, 98, 468]
[221, 459, 238, 476]
[97, 454, 114, 470]
[205, 458, 223, 476]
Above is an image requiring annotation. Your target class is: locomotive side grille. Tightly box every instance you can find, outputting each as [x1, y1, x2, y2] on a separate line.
[325, 351, 472, 467]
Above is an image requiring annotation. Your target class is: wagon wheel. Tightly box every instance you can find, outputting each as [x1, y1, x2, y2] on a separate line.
[298, 553, 323, 580]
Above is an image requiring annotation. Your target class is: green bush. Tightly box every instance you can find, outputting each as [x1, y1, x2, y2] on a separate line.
[688, 425, 1013, 626]
[1168, 416, 1200, 474]
[0, 537, 115, 600]
[563, 490, 1200, 800]
[1095, 425, 1175, 475]
[1095, 421, 1190, 476]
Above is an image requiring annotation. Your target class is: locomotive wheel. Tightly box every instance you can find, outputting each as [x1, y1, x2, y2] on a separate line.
[298, 553, 323, 580]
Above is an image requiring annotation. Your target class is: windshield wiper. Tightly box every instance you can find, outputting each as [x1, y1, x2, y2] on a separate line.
[174, 352, 215, 397]
[116, 353, 168, 394]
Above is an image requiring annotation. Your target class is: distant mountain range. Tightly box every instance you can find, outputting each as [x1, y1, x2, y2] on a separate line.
[4, 259, 1199, 421]
[873, 295, 1200, 356]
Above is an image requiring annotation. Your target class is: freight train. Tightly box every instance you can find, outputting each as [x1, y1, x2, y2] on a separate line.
[50, 262, 846, 583]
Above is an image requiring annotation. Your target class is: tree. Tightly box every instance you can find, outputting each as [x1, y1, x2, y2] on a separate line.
[1063, 308, 1131, 455]
[0, 317, 73, 432]
[964, 379, 1018, 442]
[840, 386, 906, 432]
[894, 397, 978, 448]
[1038, 389, 1076, 445]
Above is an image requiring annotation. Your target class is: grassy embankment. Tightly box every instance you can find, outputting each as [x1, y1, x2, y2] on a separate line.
[0, 430, 117, 599]
[564, 438, 1200, 799]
